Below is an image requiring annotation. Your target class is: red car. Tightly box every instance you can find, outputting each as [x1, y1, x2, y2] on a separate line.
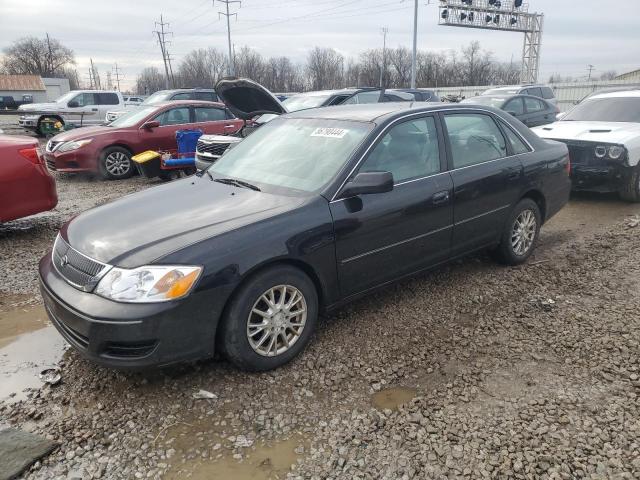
[0, 135, 57, 222]
[44, 101, 244, 180]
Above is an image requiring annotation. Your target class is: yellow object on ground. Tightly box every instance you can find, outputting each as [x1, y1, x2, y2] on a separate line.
[132, 150, 161, 164]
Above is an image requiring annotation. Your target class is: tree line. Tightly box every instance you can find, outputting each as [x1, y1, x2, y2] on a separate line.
[136, 41, 522, 95]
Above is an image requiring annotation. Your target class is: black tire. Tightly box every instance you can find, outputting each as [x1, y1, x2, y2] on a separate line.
[494, 198, 542, 266]
[158, 171, 181, 182]
[98, 146, 134, 180]
[219, 265, 319, 371]
[619, 165, 640, 202]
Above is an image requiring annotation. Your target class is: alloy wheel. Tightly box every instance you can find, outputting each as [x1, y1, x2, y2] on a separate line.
[105, 151, 131, 176]
[246, 285, 307, 357]
[511, 209, 537, 256]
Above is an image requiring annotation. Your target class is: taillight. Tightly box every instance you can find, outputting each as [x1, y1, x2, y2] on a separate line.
[19, 146, 43, 165]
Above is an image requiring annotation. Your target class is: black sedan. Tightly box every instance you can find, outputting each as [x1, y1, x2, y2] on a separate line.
[39, 102, 571, 371]
[461, 94, 560, 128]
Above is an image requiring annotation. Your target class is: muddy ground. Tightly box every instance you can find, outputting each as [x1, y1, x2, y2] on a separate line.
[1, 169, 639, 479]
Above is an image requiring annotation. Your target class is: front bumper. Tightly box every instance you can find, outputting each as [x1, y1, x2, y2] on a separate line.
[39, 253, 220, 369]
[18, 115, 38, 128]
[571, 163, 631, 193]
[44, 149, 94, 173]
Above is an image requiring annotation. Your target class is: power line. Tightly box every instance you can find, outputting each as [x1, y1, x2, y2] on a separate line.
[217, 0, 241, 76]
[112, 63, 123, 91]
[154, 14, 174, 89]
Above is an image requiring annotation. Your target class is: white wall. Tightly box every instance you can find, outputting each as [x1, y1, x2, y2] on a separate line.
[42, 77, 70, 101]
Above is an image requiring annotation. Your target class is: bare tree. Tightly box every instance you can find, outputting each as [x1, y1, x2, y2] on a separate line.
[306, 47, 344, 90]
[235, 47, 266, 84]
[177, 48, 227, 88]
[135, 67, 165, 95]
[387, 47, 412, 88]
[599, 70, 618, 81]
[2, 36, 75, 77]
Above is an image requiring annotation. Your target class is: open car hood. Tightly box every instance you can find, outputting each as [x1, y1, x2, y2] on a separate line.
[215, 77, 287, 120]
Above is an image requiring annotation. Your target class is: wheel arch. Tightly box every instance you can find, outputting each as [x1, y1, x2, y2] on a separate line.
[101, 143, 134, 156]
[520, 189, 547, 223]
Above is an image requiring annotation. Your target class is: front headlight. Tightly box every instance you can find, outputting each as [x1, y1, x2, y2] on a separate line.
[607, 145, 625, 160]
[57, 139, 92, 153]
[95, 265, 202, 303]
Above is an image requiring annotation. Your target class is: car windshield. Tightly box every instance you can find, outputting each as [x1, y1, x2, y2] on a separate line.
[562, 97, 640, 123]
[142, 91, 171, 105]
[282, 94, 333, 112]
[55, 92, 79, 103]
[461, 96, 506, 108]
[209, 117, 373, 193]
[108, 106, 158, 128]
[484, 88, 519, 95]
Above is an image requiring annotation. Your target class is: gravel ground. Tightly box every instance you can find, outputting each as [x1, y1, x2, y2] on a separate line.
[1, 169, 639, 479]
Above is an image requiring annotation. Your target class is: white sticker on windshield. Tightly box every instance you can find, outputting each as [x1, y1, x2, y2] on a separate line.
[311, 127, 348, 139]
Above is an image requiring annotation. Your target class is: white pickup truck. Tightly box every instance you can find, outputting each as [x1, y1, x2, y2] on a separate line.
[18, 90, 125, 135]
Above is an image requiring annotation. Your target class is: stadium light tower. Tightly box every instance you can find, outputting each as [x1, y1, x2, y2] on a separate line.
[438, 0, 544, 83]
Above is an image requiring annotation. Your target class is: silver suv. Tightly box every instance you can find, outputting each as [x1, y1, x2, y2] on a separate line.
[482, 84, 556, 105]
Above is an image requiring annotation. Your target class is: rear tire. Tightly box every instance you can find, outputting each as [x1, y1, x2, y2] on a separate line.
[219, 265, 318, 371]
[494, 198, 541, 265]
[619, 164, 640, 202]
[99, 146, 134, 180]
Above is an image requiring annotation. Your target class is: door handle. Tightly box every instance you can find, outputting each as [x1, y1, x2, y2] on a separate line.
[224, 124, 236, 129]
[508, 170, 521, 180]
[432, 191, 450, 205]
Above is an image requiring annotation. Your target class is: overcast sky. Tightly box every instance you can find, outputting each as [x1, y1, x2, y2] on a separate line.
[1, 0, 639, 90]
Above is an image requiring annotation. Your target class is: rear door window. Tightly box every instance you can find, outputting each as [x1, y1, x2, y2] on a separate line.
[541, 87, 555, 100]
[524, 97, 545, 113]
[504, 98, 525, 115]
[97, 93, 120, 105]
[171, 92, 193, 100]
[194, 107, 227, 122]
[500, 122, 531, 155]
[443, 113, 507, 169]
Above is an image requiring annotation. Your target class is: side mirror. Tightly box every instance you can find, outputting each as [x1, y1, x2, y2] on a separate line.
[338, 171, 393, 199]
[67, 101, 79, 108]
[142, 120, 160, 130]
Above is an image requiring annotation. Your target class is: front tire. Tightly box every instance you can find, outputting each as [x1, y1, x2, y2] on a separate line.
[619, 164, 640, 202]
[494, 198, 541, 265]
[99, 146, 134, 180]
[219, 265, 318, 371]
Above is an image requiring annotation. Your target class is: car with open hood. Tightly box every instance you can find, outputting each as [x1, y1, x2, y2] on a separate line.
[194, 78, 414, 170]
[39, 101, 570, 371]
[532, 90, 640, 201]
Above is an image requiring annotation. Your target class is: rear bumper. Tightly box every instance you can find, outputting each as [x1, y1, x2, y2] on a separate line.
[39, 253, 222, 369]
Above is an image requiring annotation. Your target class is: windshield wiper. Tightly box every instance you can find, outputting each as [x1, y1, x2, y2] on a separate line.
[214, 177, 261, 191]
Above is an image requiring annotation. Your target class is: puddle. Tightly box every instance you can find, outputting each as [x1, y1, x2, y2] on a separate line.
[165, 434, 307, 480]
[0, 305, 66, 402]
[371, 386, 417, 410]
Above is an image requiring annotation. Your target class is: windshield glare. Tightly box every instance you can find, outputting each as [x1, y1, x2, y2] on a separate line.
[209, 118, 373, 192]
[282, 94, 333, 112]
[142, 91, 171, 105]
[108, 107, 158, 128]
[563, 97, 640, 123]
[55, 92, 78, 103]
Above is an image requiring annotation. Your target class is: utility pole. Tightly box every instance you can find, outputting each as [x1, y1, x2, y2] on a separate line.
[217, 0, 241, 76]
[379, 27, 388, 89]
[45, 33, 54, 76]
[167, 52, 176, 88]
[86, 68, 94, 89]
[154, 15, 173, 89]
[89, 58, 101, 89]
[106, 71, 113, 90]
[411, 0, 418, 88]
[112, 63, 123, 91]
[587, 64, 595, 81]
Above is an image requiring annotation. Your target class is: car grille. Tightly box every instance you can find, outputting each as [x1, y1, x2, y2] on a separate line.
[52, 235, 110, 291]
[196, 140, 232, 158]
[556, 141, 596, 166]
[45, 156, 57, 171]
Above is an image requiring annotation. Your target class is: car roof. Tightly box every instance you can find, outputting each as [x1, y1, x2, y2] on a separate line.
[153, 100, 226, 108]
[286, 102, 498, 123]
[589, 89, 640, 100]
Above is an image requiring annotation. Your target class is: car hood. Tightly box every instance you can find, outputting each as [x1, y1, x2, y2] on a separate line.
[18, 102, 59, 113]
[62, 176, 307, 268]
[532, 121, 640, 145]
[215, 77, 287, 120]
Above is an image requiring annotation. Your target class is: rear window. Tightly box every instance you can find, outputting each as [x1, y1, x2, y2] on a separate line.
[195, 92, 218, 102]
[525, 87, 543, 98]
[541, 87, 555, 100]
[563, 97, 640, 123]
[98, 93, 120, 105]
